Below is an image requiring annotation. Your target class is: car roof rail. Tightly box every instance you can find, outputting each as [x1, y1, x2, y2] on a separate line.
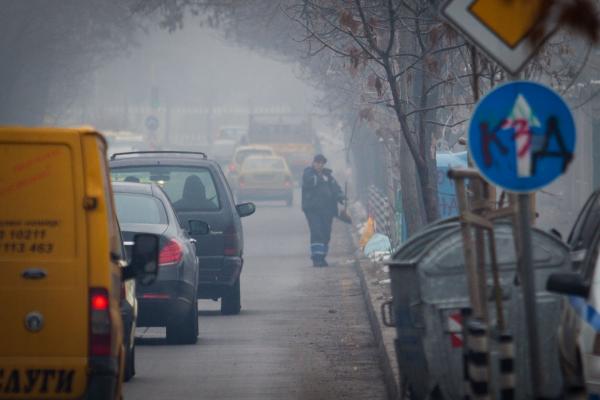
[110, 151, 208, 160]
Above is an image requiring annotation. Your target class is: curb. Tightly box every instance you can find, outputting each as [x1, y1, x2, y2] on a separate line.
[344, 224, 401, 400]
[353, 259, 401, 400]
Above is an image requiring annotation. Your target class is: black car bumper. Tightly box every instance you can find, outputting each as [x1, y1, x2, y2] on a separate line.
[197, 256, 242, 298]
[137, 280, 196, 327]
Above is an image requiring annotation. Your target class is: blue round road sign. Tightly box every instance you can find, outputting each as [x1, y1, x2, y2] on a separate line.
[468, 81, 575, 192]
[145, 115, 159, 132]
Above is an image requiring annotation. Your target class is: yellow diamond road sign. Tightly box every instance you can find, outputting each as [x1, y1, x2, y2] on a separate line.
[442, 0, 546, 74]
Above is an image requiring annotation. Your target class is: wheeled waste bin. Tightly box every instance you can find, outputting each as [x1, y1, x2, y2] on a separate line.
[386, 220, 569, 399]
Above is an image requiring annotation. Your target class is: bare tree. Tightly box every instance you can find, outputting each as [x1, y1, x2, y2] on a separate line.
[0, 0, 137, 124]
[279, 0, 483, 232]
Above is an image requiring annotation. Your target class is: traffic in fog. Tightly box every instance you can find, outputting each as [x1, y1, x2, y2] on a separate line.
[3, 1, 600, 400]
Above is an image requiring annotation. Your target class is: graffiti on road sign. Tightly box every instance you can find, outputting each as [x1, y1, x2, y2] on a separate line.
[469, 81, 576, 192]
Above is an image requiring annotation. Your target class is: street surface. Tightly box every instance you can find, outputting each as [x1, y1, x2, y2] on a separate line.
[123, 190, 388, 400]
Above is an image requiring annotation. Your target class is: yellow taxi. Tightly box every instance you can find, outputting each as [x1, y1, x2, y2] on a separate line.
[0, 127, 158, 399]
[236, 155, 294, 206]
[226, 145, 276, 186]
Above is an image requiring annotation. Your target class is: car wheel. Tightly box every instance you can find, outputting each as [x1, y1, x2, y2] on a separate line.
[124, 343, 135, 382]
[221, 278, 241, 315]
[166, 300, 199, 345]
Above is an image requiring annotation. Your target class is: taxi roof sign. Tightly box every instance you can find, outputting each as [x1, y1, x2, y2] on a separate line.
[441, 0, 546, 74]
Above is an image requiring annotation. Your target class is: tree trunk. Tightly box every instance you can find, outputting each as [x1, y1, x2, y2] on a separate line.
[399, 134, 425, 236]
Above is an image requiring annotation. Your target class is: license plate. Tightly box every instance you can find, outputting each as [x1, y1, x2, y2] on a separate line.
[0, 368, 78, 397]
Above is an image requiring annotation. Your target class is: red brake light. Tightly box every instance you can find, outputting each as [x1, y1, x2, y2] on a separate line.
[224, 225, 240, 256]
[89, 288, 111, 357]
[92, 293, 109, 311]
[228, 163, 237, 173]
[238, 176, 246, 188]
[159, 239, 183, 266]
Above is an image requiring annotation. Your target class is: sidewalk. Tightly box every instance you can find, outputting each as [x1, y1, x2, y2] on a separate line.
[345, 223, 402, 400]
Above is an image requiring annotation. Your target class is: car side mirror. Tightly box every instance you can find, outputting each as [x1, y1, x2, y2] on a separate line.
[546, 272, 590, 298]
[123, 233, 159, 286]
[236, 202, 256, 218]
[189, 220, 210, 235]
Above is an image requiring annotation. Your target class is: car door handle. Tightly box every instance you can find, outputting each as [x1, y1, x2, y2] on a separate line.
[22, 268, 47, 280]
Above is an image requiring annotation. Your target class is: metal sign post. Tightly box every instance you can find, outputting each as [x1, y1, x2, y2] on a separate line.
[468, 81, 576, 398]
[517, 193, 542, 395]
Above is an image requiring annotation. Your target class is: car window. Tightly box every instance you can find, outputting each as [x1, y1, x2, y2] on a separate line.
[569, 193, 600, 251]
[111, 166, 220, 211]
[235, 149, 272, 164]
[115, 193, 167, 224]
[243, 158, 285, 170]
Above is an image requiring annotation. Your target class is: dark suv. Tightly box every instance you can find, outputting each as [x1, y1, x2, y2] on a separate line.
[110, 151, 255, 315]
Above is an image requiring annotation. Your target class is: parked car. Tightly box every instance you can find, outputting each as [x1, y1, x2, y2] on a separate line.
[227, 145, 277, 189]
[566, 190, 600, 270]
[119, 239, 138, 381]
[0, 127, 158, 400]
[236, 155, 294, 206]
[110, 151, 256, 315]
[548, 188, 600, 394]
[113, 181, 208, 344]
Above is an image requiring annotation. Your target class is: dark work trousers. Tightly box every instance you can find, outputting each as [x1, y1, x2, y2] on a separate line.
[304, 210, 334, 261]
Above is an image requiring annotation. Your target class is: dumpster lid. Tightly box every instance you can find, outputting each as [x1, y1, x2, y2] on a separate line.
[388, 220, 569, 273]
[387, 218, 459, 265]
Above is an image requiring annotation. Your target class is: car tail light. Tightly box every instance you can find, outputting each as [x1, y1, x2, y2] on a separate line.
[228, 163, 237, 173]
[224, 225, 240, 256]
[238, 176, 246, 188]
[159, 239, 183, 266]
[90, 288, 111, 357]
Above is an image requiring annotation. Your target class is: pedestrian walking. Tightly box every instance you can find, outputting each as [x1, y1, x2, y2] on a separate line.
[302, 154, 344, 267]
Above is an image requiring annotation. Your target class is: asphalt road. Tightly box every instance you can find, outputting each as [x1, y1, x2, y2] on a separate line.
[123, 191, 388, 400]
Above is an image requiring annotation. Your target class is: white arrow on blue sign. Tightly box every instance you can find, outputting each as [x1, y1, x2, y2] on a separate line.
[468, 81, 576, 192]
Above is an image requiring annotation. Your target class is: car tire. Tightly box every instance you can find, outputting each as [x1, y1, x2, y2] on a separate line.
[221, 278, 241, 315]
[166, 300, 199, 345]
[124, 344, 135, 382]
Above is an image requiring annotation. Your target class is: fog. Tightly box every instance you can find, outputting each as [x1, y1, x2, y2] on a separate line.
[55, 21, 319, 144]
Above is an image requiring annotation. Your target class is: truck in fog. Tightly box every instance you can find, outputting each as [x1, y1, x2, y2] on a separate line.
[247, 114, 321, 180]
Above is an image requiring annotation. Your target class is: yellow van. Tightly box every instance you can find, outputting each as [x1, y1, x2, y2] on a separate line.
[0, 127, 158, 399]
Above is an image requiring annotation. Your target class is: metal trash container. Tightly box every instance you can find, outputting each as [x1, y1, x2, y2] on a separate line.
[386, 220, 568, 399]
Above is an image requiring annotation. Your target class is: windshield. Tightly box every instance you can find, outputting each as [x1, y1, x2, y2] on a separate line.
[235, 149, 272, 164]
[111, 166, 221, 211]
[114, 193, 167, 224]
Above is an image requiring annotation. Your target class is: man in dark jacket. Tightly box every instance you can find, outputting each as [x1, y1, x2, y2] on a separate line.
[302, 154, 343, 267]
